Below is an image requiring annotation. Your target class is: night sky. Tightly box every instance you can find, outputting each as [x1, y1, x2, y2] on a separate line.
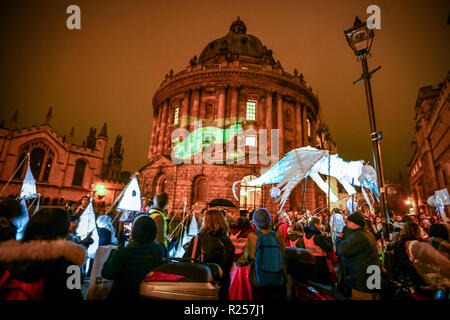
[0, 0, 449, 183]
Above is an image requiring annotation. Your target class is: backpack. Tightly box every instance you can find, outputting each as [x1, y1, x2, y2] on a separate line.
[0, 270, 44, 300]
[191, 234, 228, 270]
[254, 230, 284, 287]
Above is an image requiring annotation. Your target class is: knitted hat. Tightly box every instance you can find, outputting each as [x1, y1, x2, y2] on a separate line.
[347, 212, 366, 227]
[132, 215, 157, 243]
[253, 208, 272, 230]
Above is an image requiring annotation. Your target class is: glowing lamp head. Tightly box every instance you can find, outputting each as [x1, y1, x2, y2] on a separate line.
[95, 183, 107, 196]
[344, 16, 374, 57]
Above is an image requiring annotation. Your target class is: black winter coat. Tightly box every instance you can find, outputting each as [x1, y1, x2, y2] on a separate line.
[335, 227, 380, 293]
[101, 240, 165, 300]
[0, 239, 86, 300]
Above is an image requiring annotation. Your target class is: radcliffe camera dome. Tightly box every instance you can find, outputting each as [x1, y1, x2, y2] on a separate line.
[198, 17, 271, 64]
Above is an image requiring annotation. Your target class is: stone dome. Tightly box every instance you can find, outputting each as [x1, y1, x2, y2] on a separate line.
[198, 17, 271, 64]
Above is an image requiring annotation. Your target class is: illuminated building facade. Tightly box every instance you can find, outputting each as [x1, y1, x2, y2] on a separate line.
[407, 71, 449, 216]
[0, 108, 128, 207]
[141, 18, 335, 214]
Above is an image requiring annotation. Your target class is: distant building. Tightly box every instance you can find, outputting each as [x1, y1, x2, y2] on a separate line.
[0, 108, 129, 206]
[140, 18, 336, 214]
[407, 71, 449, 216]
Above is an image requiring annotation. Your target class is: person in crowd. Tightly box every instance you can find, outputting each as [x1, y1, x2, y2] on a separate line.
[428, 223, 450, 260]
[335, 212, 380, 300]
[0, 199, 22, 243]
[360, 203, 381, 241]
[148, 193, 169, 250]
[0, 208, 85, 300]
[65, 200, 78, 219]
[101, 215, 165, 300]
[183, 210, 235, 300]
[275, 211, 291, 246]
[74, 196, 90, 217]
[297, 216, 334, 285]
[289, 221, 303, 247]
[246, 208, 286, 300]
[230, 217, 254, 262]
[228, 216, 254, 300]
[67, 215, 93, 250]
[97, 215, 118, 246]
[391, 215, 414, 244]
[389, 222, 450, 285]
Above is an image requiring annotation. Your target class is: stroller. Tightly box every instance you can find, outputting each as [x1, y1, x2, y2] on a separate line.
[140, 257, 223, 300]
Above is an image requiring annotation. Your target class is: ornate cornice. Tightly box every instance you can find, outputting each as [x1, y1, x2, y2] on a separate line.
[152, 68, 319, 114]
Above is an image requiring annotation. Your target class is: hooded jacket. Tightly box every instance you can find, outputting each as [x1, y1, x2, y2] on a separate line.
[0, 239, 86, 300]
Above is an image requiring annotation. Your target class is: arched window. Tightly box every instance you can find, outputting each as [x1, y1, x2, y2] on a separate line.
[72, 159, 87, 186]
[30, 148, 45, 181]
[14, 152, 27, 179]
[42, 157, 52, 182]
[240, 175, 261, 210]
[192, 176, 208, 204]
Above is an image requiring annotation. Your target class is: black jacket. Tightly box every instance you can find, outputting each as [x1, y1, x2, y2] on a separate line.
[297, 225, 333, 252]
[0, 239, 86, 300]
[336, 226, 380, 292]
[101, 240, 165, 300]
[297, 225, 333, 285]
[183, 232, 235, 299]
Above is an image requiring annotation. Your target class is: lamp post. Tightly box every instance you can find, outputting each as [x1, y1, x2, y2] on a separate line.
[344, 17, 389, 231]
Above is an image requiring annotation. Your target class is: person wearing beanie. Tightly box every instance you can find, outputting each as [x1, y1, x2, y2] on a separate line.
[335, 211, 380, 300]
[246, 208, 286, 300]
[102, 215, 165, 300]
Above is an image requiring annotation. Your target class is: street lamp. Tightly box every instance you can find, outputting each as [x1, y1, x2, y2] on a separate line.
[345, 17, 389, 230]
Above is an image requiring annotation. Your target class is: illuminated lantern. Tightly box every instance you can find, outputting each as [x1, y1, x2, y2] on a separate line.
[344, 16, 374, 57]
[95, 183, 107, 196]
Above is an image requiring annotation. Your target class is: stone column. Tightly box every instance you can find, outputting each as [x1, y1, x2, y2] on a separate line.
[157, 100, 169, 154]
[181, 90, 191, 129]
[265, 91, 273, 155]
[311, 113, 317, 148]
[217, 86, 226, 128]
[230, 85, 239, 124]
[276, 92, 284, 156]
[295, 100, 303, 148]
[302, 103, 307, 146]
[147, 108, 158, 159]
[258, 96, 265, 125]
[190, 87, 201, 131]
[152, 104, 163, 154]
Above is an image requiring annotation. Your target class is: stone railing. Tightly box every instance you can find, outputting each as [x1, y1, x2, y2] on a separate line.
[240, 64, 262, 72]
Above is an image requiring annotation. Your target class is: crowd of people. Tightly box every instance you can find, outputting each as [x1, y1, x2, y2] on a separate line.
[0, 193, 449, 301]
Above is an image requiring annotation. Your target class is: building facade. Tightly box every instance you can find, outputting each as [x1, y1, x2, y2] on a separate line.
[0, 108, 128, 207]
[140, 18, 335, 214]
[407, 71, 449, 216]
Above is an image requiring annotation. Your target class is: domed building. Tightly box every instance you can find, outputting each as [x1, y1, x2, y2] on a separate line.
[140, 18, 335, 214]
